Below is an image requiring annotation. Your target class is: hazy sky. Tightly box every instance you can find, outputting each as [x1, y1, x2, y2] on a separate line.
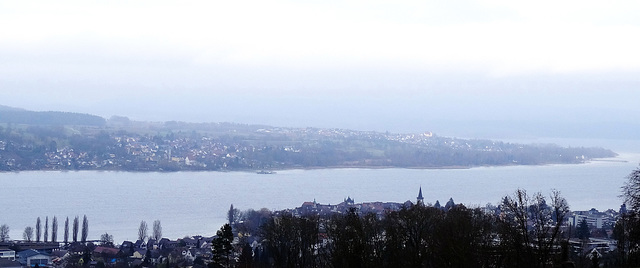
[1, 1, 639, 139]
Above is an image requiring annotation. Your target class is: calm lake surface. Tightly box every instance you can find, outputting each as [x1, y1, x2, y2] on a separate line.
[1, 147, 639, 243]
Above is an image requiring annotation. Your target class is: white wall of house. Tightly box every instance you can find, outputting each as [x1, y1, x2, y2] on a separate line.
[0, 250, 16, 260]
[27, 255, 50, 267]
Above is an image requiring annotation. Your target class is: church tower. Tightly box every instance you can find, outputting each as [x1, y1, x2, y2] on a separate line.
[417, 186, 424, 205]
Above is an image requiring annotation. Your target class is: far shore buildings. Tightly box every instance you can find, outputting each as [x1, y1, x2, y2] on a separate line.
[294, 187, 436, 218]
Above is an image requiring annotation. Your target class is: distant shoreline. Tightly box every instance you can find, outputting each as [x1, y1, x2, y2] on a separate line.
[590, 159, 629, 163]
[0, 160, 610, 173]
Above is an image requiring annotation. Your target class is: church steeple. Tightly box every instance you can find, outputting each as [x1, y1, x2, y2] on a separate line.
[417, 186, 424, 205]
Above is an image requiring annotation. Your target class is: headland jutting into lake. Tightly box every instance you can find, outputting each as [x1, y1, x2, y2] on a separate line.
[0, 106, 616, 172]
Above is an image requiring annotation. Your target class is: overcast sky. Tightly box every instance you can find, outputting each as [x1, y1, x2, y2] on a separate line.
[1, 1, 639, 139]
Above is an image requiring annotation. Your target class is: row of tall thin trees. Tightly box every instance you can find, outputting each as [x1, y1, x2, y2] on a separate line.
[22, 215, 89, 243]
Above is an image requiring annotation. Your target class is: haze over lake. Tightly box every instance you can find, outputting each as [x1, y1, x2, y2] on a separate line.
[2, 150, 638, 243]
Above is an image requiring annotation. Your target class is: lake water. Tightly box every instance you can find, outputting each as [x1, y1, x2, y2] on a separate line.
[1, 151, 639, 243]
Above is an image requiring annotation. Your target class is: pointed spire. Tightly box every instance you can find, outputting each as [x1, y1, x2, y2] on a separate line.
[417, 186, 424, 205]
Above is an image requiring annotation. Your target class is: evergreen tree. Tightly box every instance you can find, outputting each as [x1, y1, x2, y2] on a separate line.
[212, 223, 234, 268]
[577, 218, 590, 240]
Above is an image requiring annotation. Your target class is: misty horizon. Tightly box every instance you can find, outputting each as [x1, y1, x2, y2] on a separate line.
[1, 1, 639, 142]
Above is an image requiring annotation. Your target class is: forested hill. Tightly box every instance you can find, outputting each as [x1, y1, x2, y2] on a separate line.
[0, 104, 25, 111]
[0, 105, 618, 171]
[0, 108, 105, 126]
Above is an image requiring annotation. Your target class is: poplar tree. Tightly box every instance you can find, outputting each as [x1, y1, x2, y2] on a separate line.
[51, 216, 58, 242]
[228, 204, 240, 225]
[81, 215, 88, 243]
[64, 217, 69, 243]
[44, 216, 49, 242]
[36, 217, 41, 242]
[72, 216, 79, 242]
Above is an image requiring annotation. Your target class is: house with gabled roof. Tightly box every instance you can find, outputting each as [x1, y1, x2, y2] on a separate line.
[181, 237, 198, 248]
[147, 238, 157, 250]
[17, 249, 50, 267]
[93, 246, 119, 257]
[189, 248, 212, 261]
[134, 239, 146, 250]
[132, 249, 146, 259]
[0, 249, 15, 261]
[197, 237, 213, 249]
[158, 238, 178, 250]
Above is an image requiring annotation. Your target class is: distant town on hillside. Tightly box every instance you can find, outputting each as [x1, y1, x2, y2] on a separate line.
[0, 105, 617, 172]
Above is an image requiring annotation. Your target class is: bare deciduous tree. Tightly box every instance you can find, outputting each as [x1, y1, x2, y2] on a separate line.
[0, 224, 9, 242]
[616, 167, 640, 266]
[138, 220, 148, 241]
[622, 166, 640, 211]
[153, 220, 162, 240]
[23, 226, 34, 242]
[101, 232, 114, 246]
[499, 189, 569, 268]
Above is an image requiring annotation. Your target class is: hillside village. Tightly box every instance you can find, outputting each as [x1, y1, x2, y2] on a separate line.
[0, 121, 617, 172]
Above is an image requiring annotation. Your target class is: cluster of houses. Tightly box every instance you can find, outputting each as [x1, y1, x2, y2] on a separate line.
[292, 196, 409, 218]
[0, 187, 627, 267]
[288, 188, 624, 260]
[37, 135, 247, 170]
[0, 236, 217, 268]
[37, 129, 437, 171]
